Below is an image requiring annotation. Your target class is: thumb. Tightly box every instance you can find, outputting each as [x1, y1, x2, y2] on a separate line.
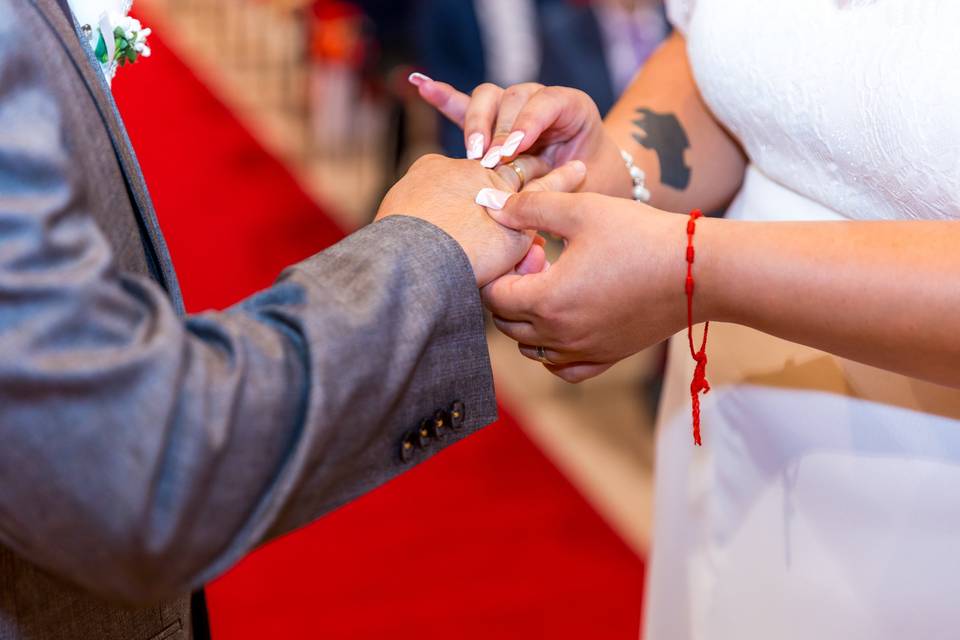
[475, 160, 586, 236]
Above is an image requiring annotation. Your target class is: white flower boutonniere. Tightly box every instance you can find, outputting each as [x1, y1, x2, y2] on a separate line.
[92, 15, 152, 69]
[69, 0, 152, 83]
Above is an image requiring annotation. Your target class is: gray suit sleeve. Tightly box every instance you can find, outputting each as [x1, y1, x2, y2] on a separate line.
[0, 12, 496, 603]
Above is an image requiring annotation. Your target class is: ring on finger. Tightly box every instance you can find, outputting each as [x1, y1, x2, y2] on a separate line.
[536, 346, 553, 365]
[506, 161, 526, 190]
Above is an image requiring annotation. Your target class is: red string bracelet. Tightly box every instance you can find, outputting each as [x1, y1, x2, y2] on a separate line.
[685, 209, 710, 446]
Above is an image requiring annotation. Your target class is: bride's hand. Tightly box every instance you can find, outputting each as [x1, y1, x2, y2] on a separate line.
[478, 190, 703, 383]
[409, 75, 628, 197]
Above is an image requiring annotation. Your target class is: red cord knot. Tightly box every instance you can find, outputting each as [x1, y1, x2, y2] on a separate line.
[689, 351, 709, 447]
[691, 350, 710, 396]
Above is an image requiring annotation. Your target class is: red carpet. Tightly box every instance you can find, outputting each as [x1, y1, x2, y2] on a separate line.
[113, 20, 643, 639]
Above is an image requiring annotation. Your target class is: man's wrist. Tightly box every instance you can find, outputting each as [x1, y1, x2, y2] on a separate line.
[374, 214, 483, 287]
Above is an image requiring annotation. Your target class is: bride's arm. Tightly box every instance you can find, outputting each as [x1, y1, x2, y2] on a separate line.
[602, 33, 747, 213]
[412, 33, 746, 211]
[698, 218, 960, 388]
[480, 192, 960, 389]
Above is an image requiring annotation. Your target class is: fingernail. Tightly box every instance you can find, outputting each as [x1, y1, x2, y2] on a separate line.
[467, 133, 485, 160]
[501, 131, 525, 157]
[475, 188, 512, 210]
[408, 72, 432, 86]
[480, 146, 503, 169]
[567, 160, 587, 176]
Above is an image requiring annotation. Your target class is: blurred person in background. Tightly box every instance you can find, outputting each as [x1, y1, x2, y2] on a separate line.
[308, 2, 368, 149]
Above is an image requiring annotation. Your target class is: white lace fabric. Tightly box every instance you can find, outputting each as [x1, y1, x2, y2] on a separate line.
[671, 0, 960, 221]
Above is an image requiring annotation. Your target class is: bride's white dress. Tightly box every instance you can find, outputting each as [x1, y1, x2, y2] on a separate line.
[646, 1, 960, 639]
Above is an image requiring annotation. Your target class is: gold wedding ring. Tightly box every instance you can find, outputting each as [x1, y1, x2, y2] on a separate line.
[507, 160, 526, 190]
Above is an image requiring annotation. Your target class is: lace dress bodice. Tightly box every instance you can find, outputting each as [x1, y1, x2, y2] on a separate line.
[670, 0, 960, 221]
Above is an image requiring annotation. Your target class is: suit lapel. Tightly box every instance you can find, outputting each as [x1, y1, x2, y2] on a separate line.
[32, 0, 185, 314]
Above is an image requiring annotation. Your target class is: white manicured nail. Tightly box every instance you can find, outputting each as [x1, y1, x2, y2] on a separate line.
[501, 131, 525, 157]
[476, 188, 512, 210]
[467, 133, 485, 160]
[408, 72, 432, 86]
[480, 146, 503, 169]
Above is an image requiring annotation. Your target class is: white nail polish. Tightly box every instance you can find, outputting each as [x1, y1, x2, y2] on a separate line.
[467, 133, 485, 160]
[476, 188, 512, 210]
[480, 146, 503, 169]
[501, 131, 524, 157]
[408, 72, 432, 86]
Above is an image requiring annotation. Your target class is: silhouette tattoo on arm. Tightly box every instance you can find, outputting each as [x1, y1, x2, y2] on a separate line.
[632, 108, 691, 190]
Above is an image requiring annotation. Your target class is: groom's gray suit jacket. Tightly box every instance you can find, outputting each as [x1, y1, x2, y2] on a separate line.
[0, 1, 497, 638]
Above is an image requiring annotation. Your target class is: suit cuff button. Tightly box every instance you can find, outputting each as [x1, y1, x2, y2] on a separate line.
[429, 410, 448, 439]
[450, 401, 466, 430]
[416, 419, 433, 449]
[400, 432, 417, 462]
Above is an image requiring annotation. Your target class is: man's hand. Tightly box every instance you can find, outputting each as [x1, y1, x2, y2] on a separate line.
[376, 154, 586, 287]
[480, 191, 691, 383]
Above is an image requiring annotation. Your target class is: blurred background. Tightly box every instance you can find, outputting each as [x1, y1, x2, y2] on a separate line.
[114, 0, 670, 636]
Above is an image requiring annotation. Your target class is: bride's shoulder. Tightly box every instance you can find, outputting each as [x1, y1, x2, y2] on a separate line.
[665, 0, 697, 36]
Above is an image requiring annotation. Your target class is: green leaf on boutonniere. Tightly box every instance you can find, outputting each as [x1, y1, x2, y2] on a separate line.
[97, 20, 152, 71]
[94, 33, 108, 63]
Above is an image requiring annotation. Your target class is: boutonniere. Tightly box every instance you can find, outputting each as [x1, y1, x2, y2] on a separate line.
[91, 15, 151, 69]
[70, 0, 151, 82]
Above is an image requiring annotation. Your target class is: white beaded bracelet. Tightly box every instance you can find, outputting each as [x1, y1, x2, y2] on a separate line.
[620, 149, 651, 203]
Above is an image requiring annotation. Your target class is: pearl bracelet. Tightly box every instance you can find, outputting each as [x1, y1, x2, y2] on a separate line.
[620, 149, 651, 203]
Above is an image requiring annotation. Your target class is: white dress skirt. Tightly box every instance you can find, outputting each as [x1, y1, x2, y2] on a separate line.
[644, 1, 960, 639]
